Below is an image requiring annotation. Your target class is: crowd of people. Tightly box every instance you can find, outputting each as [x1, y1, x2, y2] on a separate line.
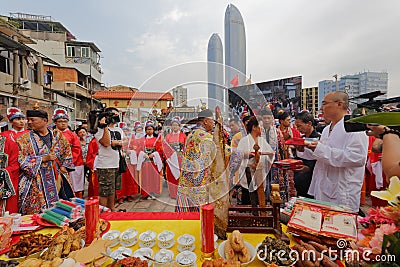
[1, 91, 399, 216]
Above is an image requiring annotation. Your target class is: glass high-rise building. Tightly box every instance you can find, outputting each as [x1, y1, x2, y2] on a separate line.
[225, 4, 246, 89]
[207, 33, 224, 111]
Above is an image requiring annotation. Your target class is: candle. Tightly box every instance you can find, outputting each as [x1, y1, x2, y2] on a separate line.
[44, 210, 69, 223]
[51, 207, 73, 218]
[59, 199, 78, 208]
[85, 197, 99, 245]
[55, 201, 74, 212]
[71, 197, 86, 204]
[40, 213, 66, 226]
[201, 204, 215, 254]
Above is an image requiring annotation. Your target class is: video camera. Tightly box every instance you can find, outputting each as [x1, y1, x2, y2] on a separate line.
[344, 91, 400, 132]
[88, 108, 119, 134]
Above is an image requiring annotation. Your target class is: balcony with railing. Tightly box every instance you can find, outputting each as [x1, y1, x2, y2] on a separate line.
[63, 82, 90, 98]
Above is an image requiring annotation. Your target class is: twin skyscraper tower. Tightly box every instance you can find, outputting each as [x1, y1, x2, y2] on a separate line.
[207, 4, 246, 111]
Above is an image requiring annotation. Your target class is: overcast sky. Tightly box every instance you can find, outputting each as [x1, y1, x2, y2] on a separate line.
[3, 0, 399, 101]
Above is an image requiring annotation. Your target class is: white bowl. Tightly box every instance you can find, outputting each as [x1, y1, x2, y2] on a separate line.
[110, 247, 132, 260]
[177, 243, 195, 252]
[133, 247, 154, 266]
[139, 239, 156, 248]
[176, 251, 197, 267]
[218, 240, 256, 266]
[154, 249, 174, 267]
[157, 230, 175, 248]
[140, 230, 156, 241]
[121, 228, 138, 246]
[102, 230, 121, 247]
[158, 230, 174, 242]
[177, 234, 195, 251]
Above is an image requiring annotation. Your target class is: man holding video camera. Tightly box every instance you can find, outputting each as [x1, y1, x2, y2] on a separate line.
[94, 107, 124, 211]
[297, 92, 368, 213]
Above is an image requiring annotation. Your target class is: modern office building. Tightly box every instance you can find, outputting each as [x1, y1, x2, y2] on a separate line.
[318, 71, 388, 109]
[224, 4, 246, 108]
[207, 33, 224, 111]
[300, 87, 319, 116]
[172, 85, 188, 107]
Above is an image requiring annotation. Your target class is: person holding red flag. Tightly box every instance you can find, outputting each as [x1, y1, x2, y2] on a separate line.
[0, 115, 20, 215]
[163, 117, 186, 199]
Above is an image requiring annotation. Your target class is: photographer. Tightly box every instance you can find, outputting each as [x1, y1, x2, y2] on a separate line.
[366, 124, 400, 179]
[94, 107, 124, 211]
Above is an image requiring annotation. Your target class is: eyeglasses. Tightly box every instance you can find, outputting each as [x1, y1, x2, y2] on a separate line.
[321, 100, 340, 106]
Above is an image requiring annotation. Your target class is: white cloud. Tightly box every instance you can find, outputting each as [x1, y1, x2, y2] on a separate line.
[157, 8, 188, 24]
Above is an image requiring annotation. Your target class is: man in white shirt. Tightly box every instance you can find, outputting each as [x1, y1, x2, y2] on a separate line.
[94, 107, 124, 211]
[297, 92, 368, 212]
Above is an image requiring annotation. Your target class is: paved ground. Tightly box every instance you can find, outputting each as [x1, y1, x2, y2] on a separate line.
[114, 179, 176, 212]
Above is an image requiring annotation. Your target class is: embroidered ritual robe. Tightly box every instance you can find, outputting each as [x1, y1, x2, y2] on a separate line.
[176, 127, 216, 212]
[17, 130, 73, 215]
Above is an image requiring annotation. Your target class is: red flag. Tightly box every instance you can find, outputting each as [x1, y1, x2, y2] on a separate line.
[230, 74, 239, 87]
[162, 140, 175, 160]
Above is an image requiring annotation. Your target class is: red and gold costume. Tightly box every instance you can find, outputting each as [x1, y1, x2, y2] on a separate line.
[116, 136, 139, 200]
[86, 138, 99, 198]
[164, 131, 186, 199]
[136, 135, 163, 197]
[1, 129, 29, 143]
[0, 135, 20, 214]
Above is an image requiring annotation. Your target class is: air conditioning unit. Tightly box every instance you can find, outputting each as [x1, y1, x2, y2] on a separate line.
[19, 78, 32, 90]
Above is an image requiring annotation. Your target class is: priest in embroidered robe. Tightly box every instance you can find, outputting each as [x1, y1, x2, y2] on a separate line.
[176, 109, 217, 211]
[176, 108, 230, 238]
[17, 110, 73, 215]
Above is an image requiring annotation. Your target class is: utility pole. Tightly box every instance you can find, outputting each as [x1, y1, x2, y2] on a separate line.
[333, 74, 338, 91]
[12, 36, 19, 107]
[89, 63, 93, 110]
